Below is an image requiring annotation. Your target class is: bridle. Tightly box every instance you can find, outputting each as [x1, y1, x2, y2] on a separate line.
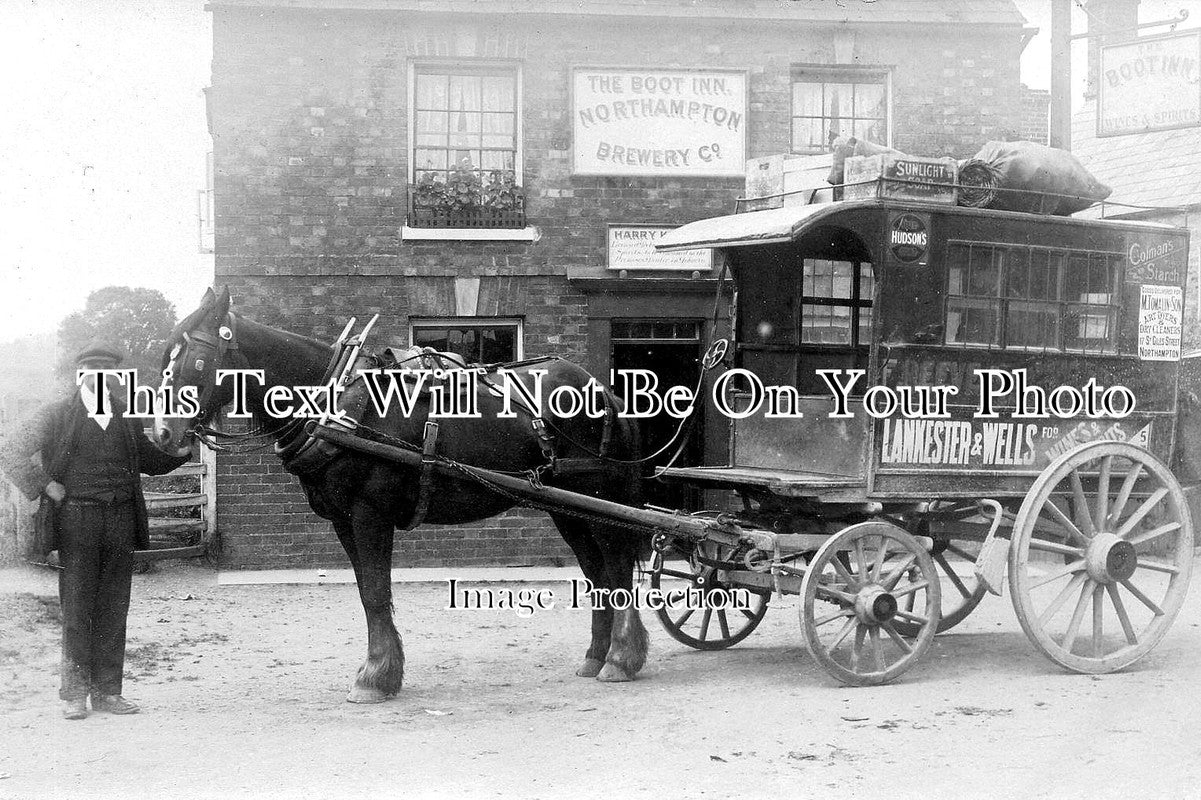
[168, 313, 298, 452]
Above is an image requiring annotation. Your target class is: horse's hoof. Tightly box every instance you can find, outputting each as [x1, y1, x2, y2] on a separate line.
[576, 658, 604, 678]
[596, 663, 634, 683]
[346, 686, 391, 704]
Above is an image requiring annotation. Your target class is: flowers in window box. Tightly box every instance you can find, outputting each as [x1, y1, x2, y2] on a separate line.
[482, 170, 524, 212]
[413, 171, 448, 209]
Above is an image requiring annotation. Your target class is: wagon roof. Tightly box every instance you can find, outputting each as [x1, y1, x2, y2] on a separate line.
[654, 200, 1182, 252]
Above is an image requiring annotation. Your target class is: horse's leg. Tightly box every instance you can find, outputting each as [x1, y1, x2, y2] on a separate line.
[345, 500, 404, 704]
[595, 529, 648, 683]
[551, 515, 612, 678]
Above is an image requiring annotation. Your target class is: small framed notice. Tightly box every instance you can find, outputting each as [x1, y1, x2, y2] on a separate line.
[606, 225, 714, 272]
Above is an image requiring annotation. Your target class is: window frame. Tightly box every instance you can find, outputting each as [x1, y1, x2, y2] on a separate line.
[408, 317, 525, 363]
[403, 59, 538, 240]
[407, 59, 524, 187]
[789, 64, 892, 156]
[943, 241, 1123, 353]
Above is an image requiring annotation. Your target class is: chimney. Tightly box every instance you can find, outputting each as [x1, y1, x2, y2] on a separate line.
[1085, 0, 1140, 99]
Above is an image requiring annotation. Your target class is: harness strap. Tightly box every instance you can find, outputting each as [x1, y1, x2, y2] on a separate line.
[530, 417, 556, 466]
[403, 420, 441, 531]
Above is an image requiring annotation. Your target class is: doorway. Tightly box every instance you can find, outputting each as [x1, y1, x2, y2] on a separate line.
[610, 319, 703, 509]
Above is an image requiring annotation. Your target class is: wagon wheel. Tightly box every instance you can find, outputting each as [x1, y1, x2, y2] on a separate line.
[649, 539, 770, 651]
[890, 522, 988, 637]
[800, 521, 941, 686]
[1009, 440, 1193, 674]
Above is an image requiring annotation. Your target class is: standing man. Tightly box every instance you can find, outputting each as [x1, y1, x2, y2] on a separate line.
[0, 342, 188, 720]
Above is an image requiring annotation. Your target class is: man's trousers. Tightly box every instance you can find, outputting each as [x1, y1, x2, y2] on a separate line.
[58, 499, 136, 700]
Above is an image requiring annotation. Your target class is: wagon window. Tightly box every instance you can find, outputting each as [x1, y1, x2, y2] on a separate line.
[800, 259, 874, 345]
[945, 242, 1120, 353]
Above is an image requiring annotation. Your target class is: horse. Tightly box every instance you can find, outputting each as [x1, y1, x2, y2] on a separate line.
[153, 287, 648, 702]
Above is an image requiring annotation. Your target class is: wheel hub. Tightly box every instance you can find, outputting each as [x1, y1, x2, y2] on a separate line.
[1085, 532, 1138, 583]
[854, 586, 897, 625]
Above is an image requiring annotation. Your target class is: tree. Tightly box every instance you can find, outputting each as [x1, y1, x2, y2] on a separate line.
[56, 287, 178, 388]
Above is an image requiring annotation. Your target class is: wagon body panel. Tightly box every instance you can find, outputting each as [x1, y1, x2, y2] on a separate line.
[658, 198, 1191, 499]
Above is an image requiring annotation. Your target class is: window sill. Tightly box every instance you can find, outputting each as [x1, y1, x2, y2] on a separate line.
[400, 225, 540, 242]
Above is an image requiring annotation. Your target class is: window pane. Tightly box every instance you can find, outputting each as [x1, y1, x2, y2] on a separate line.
[482, 76, 515, 111]
[415, 74, 448, 109]
[791, 118, 825, 152]
[792, 83, 823, 117]
[1065, 305, 1116, 351]
[413, 324, 519, 364]
[1006, 301, 1060, 348]
[449, 75, 481, 111]
[414, 149, 448, 171]
[855, 82, 885, 118]
[946, 299, 999, 345]
[826, 83, 854, 118]
[802, 304, 852, 344]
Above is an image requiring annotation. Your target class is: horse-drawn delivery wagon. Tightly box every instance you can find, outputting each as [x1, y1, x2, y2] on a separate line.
[643, 193, 1197, 685]
[155, 179, 1197, 696]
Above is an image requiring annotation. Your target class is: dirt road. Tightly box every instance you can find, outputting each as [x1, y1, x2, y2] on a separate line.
[2, 560, 1200, 800]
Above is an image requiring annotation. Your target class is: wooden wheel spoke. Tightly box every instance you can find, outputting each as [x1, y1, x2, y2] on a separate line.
[1095, 455, 1113, 530]
[869, 626, 885, 672]
[850, 625, 866, 671]
[1041, 499, 1090, 546]
[1115, 487, 1168, 539]
[881, 622, 912, 654]
[1027, 536, 1084, 559]
[881, 553, 918, 591]
[1029, 558, 1087, 590]
[829, 555, 858, 590]
[814, 608, 854, 628]
[892, 608, 929, 626]
[1110, 463, 1145, 527]
[870, 535, 890, 583]
[698, 609, 713, 639]
[1136, 558, 1180, 576]
[1010, 444, 1189, 675]
[1069, 470, 1096, 537]
[817, 586, 857, 605]
[1127, 521, 1181, 549]
[934, 552, 972, 598]
[717, 610, 731, 639]
[1120, 578, 1164, 616]
[891, 579, 932, 600]
[1038, 572, 1088, 627]
[673, 608, 694, 628]
[741, 607, 760, 621]
[853, 539, 868, 580]
[829, 616, 857, 650]
[1106, 583, 1138, 646]
[1060, 578, 1095, 654]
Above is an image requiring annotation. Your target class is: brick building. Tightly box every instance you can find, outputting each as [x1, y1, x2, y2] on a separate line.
[207, 0, 1030, 568]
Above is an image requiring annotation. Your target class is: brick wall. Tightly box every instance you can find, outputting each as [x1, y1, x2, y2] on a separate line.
[1017, 84, 1050, 145]
[209, 6, 1026, 568]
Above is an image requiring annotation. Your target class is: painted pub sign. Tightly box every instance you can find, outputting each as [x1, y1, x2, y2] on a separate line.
[572, 67, 748, 177]
[1098, 30, 1201, 137]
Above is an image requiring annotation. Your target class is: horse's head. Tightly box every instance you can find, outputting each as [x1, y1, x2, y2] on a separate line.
[153, 286, 236, 455]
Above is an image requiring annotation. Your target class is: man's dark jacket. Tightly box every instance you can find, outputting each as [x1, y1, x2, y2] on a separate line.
[0, 395, 189, 553]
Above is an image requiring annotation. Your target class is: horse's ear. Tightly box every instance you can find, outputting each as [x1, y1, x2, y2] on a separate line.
[213, 286, 232, 321]
[200, 287, 216, 308]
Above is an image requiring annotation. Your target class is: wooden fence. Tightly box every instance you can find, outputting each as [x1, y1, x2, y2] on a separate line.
[0, 446, 217, 566]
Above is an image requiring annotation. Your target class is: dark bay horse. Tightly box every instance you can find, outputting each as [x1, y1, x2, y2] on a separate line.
[154, 288, 647, 702]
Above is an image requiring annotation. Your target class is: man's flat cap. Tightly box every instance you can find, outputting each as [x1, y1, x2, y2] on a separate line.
[75, 342, 124, 366]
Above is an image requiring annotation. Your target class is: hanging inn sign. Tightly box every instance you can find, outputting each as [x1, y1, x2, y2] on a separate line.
[572, 67, 748, 177]
[1098, 30, 1201, 137]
